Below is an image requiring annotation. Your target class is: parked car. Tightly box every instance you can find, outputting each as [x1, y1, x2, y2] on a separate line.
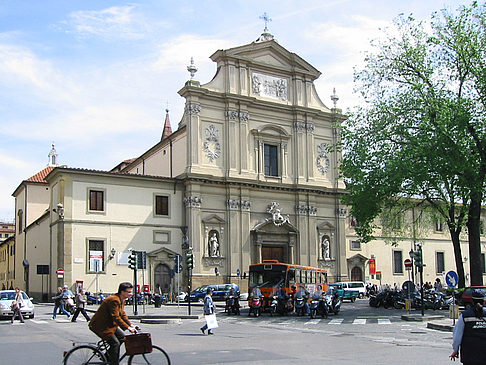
[334, 281, 366, 298]
[0, 290, 35, 319]
[188, 284, 240, 302]
[176, 292, 187, 302]
[329, 283, 359, 302]
[460, 286, 486, 309]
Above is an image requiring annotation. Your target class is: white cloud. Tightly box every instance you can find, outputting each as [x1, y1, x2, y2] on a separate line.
[60, 5, 155, 40]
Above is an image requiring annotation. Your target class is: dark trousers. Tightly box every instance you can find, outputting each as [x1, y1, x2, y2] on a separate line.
[11, 308, 24, 323]
[105, 328, 125, 365]
[71, 307, 90, 322]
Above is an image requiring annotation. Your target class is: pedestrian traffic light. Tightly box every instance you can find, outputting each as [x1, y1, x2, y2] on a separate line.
[186, 251, 194, 270]
[128, 251, 138, 270]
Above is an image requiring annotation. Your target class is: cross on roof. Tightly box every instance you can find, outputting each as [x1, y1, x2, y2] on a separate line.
[260, 12, 272, 30]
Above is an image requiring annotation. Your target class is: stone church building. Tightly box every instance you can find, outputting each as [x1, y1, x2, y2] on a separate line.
[14, 28, 472, 300]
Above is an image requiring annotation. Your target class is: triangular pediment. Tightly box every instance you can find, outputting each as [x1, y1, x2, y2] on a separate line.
[202, 214, 226, 224]
[210, 40, 321, 80]
[347, 253, 369, 263]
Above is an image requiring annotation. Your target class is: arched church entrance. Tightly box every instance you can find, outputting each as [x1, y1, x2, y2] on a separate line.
[351, 266, 363, 281]
[154, 263, 170, 294]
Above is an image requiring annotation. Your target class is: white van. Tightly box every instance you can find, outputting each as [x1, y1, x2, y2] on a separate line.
[337, 281, 366, 298]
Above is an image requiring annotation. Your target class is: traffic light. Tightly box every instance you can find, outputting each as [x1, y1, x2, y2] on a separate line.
[128, 251, 138, 270]
[411, 246, 424, 271]
[137, 251, 147, 270]
[186, 250, 194, 270]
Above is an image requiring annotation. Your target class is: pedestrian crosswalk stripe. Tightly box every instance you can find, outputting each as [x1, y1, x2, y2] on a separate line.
[329, 318, 344, 324]
[305, 319, 320, 325]
[30, 319, 48, 324]
[353, 318, 366, 324]
[378, 318, 391, 324]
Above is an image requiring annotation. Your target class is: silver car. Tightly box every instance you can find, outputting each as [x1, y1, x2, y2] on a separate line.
[0, 290, 35, 319]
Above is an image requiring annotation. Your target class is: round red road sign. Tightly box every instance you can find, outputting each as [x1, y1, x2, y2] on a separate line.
[404, 259, 412, 268]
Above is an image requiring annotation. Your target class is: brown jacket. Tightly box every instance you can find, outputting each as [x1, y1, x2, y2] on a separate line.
[89, 294, 131, 339]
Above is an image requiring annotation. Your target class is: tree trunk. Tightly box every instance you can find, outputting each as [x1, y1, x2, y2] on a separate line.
[450, 230, 466, 288]
[467, 195, 483, 286]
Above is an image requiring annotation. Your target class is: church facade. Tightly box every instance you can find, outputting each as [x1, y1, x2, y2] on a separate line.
[122, 31, 348, 288]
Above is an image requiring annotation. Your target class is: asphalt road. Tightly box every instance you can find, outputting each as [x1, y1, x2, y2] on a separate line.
[0, 299, 456, 364]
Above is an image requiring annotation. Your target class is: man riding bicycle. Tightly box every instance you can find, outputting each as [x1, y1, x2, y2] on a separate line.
[89, 282, 137, 365]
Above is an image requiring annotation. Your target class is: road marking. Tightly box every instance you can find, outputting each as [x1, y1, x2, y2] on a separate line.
[304, 320, 320, 325]
[353, 318, 367, 324]
[30, 319, 48, 324]
[329, 318, 344, 324]
[378, 318, 391, 324]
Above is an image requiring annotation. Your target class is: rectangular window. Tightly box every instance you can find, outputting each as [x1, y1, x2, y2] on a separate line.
[89, 190, 104, 211]
[436, 252, 445, 274]
[88, 240, 104, 272]
[435, 219, 443, 232]
[481, 254, 486, 274]
[393, 250, 403, 274]
[10, 244, 15, 256]
[264, 144, 279, 177]
[155, 195, 169, 216]
[351, 240, 361, 250]
[18, 209, 23, 233]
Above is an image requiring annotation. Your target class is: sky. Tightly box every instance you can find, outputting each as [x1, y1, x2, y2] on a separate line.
[0, 0, 473, 222]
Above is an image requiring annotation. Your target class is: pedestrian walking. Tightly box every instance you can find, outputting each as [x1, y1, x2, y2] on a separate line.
[450, 288, 486, 363]
[52, 287, 71, 320]
[200, 287, 216, 335]
[71, 288, 90, 322]
[11, 287, 25, 324]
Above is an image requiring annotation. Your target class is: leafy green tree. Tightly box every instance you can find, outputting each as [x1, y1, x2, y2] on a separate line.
[340, 2, 486, 287]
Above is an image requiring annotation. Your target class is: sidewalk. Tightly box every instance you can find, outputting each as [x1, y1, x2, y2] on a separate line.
[36, 301, 234, 321]
[401, 312, 455, 332]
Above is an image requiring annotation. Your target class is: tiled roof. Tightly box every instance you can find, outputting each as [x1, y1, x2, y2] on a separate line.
[25, 166, 54, 183]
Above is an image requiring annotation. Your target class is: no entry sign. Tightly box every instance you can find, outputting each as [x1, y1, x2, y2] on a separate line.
[404, 259, 412, 269]
[57, 268, 64, 278]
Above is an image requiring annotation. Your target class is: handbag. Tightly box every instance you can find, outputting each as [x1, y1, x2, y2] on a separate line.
[124, 333, 153, 356]
[205, 313, 219, 330]
[10, 300, 19, 311]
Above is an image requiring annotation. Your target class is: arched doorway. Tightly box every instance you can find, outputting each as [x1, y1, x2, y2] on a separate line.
[154, 264, 170, 294]
[351, 266, 363, 281]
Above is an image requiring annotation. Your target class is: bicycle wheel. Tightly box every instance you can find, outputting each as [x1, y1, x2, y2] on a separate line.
[128, 345, 171, 365]
[63, 344, 107, 365]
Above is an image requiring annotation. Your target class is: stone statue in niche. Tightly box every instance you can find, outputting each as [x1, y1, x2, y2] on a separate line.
[209, 231, 220, 257]
[322, 237, 330, 259]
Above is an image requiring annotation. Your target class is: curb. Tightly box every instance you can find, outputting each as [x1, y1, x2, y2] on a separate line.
[427, 322, 453, 332]
[401, 314, 445, 322]
[140, 318, 182, 324]
[128, 314, 201, 320]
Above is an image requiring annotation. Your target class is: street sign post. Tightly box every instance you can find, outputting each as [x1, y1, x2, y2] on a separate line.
[404, 259, 412, 270]
[446, 271, 459, 288]
[446, 270, 459, 325]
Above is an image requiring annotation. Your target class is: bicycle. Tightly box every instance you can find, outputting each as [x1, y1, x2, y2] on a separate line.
[62, 328, 171, 364]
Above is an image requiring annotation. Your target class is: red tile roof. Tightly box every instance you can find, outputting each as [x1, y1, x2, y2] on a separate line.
[25, 167, 54, 183]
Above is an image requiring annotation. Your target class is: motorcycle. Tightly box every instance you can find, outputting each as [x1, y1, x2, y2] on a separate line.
[294, 296, 307, 316]
[269, 296, 278, 317]
[86, 292, 105, 305]
[310, 297, 329, 318]
[225, 294, 240, 315]
[248, 296, 263, 317]
[325, 289, 342, 315]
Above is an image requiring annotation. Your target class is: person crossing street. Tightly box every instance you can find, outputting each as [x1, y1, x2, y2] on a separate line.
[71, 288, 90, 322]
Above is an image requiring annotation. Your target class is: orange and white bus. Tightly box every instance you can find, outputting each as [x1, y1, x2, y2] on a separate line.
[248, 260, 328, 306]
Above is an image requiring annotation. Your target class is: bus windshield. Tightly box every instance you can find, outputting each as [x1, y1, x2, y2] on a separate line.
[249, 266, 287, 288]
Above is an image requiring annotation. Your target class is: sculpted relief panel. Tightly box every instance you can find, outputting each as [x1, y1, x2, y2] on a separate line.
[251, 72, 288, 101]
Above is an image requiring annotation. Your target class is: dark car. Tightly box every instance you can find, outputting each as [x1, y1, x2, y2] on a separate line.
[460, 286, 486, 309]
[188, 284, 239, 302]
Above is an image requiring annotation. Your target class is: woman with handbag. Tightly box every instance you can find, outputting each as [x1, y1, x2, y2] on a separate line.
[200, 287, 217, 335]
[11, 287, 25, 324]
